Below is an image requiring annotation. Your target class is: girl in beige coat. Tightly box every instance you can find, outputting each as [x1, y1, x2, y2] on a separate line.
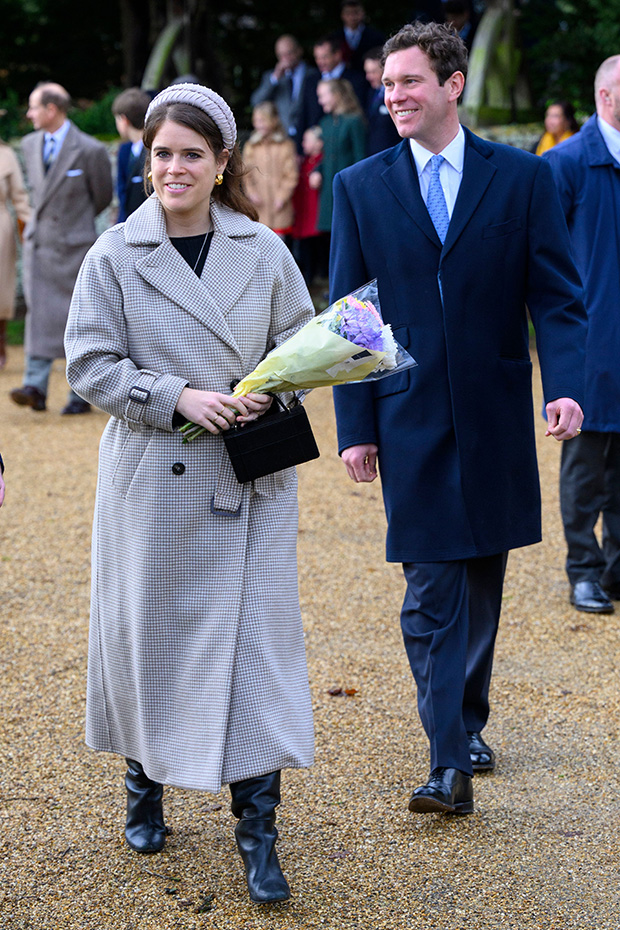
[65, 84, 314, 905]
[0, 141, 31, 367]
[242, 102, 299, 236]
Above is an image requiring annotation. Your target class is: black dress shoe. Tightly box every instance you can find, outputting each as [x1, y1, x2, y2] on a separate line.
[467, 731, 496, 772]
[10, 385, 46, 411]
[570, 580, 614, 614]
[408, 767, 473, 814]
[61, 399, 91, 415]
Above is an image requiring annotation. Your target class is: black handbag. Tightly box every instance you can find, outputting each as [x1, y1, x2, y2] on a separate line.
[222, 395, 320, 484]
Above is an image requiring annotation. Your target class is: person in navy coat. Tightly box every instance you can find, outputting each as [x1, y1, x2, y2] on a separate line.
[544, 55, 620, 614]
[363, 47, 402, 156]
[331, 22, 587, 814]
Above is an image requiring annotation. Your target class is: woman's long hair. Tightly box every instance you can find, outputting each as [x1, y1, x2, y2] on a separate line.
[322, 79, 364, 118]
[143, 102, 259, 221]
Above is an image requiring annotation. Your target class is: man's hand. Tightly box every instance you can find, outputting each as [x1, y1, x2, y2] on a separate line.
[341, 444, 378, 482]
[545, 397, 584, 441]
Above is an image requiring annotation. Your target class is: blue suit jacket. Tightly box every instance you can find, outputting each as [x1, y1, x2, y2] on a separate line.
[331, 130, 587, 562]
[544, 116, 620, 432]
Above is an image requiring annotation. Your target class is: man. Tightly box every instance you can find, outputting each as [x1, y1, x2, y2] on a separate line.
[544, 56, 620, 614]
[331, 23, 586, 814]
[363, 47, 401, 156]
[313, 36, 368, 107]
[250, 35, 321, 148]
[112, 87, 151, 223]
[443, 0, 479, 51]
[329, 1, 385, 74]
[10, 82, 112, 415]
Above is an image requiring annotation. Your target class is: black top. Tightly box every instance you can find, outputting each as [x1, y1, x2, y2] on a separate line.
[170, 231, 214, 278]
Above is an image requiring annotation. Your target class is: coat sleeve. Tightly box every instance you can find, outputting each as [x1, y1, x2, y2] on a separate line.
[7, 149, 31, 224]
[276, 140, 300, 204]
[250, 71, 280, 108]
[525, 156, 587, 409]
[349, 116, 367, 166]
[85, 140, 114, 217]
[329, 170, 378, 452]
[64, 239, 189, 431]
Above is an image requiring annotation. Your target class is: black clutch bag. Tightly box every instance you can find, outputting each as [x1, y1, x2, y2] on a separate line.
[222, 395, 320, 484]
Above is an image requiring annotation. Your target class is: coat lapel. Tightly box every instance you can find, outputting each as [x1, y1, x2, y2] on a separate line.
[37, 122, 81, 213]
[130, 199, 259, 357]
[380, 140, 440, 246]
[378, 131, 498, 255]
[441, 128, 496, 257]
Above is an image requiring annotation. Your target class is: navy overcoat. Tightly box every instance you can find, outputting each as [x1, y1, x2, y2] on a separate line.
[331, 129, 587, 562]
[544, 116, 620, 433]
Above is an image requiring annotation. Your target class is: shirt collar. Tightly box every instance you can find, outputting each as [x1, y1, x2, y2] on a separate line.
[597, 114, 620, 163]
[409, 125, 465, 176]
[45, 119, 70, 147]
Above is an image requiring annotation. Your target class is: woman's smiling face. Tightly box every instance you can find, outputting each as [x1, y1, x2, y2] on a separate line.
[151, 119, 228, 225]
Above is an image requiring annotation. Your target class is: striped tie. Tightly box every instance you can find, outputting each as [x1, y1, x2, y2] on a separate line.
[43, 136, 56, 173]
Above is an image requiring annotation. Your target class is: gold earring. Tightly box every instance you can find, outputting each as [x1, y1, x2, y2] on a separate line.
[147, 171, 152, 180]
[214, 173, 224, 186]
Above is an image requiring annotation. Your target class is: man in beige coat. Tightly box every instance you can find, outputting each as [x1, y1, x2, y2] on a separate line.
[10, 82, 113, 414]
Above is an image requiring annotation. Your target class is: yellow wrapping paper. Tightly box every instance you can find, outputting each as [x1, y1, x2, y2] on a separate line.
[232, 317, 387, 397]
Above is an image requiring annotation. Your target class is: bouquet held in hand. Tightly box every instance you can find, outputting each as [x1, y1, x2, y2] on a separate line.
[180, 279, 416, 442]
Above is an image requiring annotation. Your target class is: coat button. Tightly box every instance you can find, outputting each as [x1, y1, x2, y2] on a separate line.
[171, 462, 185, 475]
[230, 379, 239, 391]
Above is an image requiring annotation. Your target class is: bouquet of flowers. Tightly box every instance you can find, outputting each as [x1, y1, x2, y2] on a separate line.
[180, 279, 416, 442]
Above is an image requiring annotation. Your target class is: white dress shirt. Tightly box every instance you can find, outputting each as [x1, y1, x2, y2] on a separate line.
[409, 126, 465, 218]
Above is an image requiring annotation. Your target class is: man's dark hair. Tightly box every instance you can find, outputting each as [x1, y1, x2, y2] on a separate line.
[314, 35, 341, 54]
[364, 45, 384, 64]
[112, 88, 151, 129]
[382, 21, 468, 85]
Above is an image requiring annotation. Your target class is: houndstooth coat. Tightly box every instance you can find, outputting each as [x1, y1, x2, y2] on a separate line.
[64, 196, 315, 792]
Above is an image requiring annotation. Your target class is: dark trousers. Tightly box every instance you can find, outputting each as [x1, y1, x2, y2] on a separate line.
[401, 553, 508, 775]
[560, 430, 620, 587]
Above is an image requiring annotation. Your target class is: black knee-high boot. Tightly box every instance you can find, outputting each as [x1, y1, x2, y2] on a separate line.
[229, 770, 290, 903]
[125, 758, 166, 853]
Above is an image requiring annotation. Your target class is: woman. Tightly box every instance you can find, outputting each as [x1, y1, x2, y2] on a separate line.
[535, 100, 579, 156]
[64, 83, 315, 904]
[0, 139, 31, 367]
[310, 78, 366, 234]
[242, 101, 299, 237]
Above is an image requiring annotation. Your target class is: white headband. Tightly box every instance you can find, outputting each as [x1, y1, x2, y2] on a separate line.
[145, 83, 237, 149]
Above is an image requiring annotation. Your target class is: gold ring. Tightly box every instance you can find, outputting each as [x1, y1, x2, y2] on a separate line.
[576, 428, 582, 434]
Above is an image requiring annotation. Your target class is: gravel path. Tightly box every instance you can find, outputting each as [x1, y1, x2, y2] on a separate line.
[1, 346, 618, 929]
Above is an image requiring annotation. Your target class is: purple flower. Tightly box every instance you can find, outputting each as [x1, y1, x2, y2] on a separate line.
[332, 297, 384, 351]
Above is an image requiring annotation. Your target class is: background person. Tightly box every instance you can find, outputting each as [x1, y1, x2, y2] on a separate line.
[330, 22, 586, 816]
[535, 100, 580, 156]
[329, 0, 386, 73]
[112, 87, 151, 222]
[242, 101, 299, 237]
[10, 82, 112, 415]
[311, 78, 366, 237]
[363, 47, 402, 155]
[291, 125, 328, 286]
[250, 34, 321, 149]
[544, 56, 620, 613]
[0, 136, 31, 368]
[64, 82, 314, 905]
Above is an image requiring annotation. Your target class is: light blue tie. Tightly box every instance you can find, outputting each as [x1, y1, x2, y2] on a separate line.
[426, 154, 450, 244]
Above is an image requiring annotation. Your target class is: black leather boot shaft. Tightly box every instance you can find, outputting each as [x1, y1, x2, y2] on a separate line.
[125, 758, 166, 854]
[230, 771, 290, 903]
